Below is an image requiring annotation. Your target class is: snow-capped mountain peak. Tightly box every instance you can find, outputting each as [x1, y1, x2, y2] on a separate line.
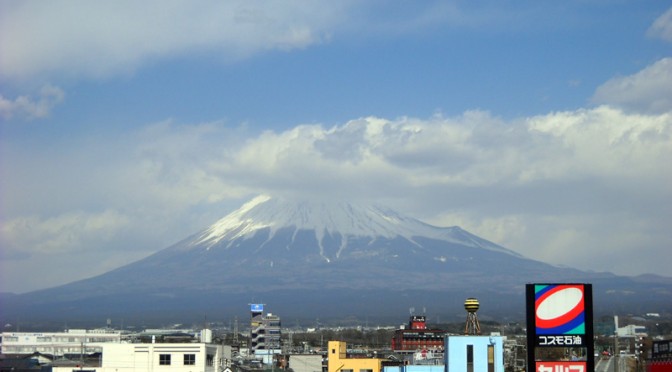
[194, 195, 274, 245]
[192, 195, 519, 257]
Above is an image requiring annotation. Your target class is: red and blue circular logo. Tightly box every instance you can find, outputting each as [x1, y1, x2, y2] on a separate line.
[535, 284, 585, 334]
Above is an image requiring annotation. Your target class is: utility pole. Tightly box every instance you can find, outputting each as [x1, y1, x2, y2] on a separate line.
[614, 315, 619, 372]
[233, 317, 239, 345]
[287, 333, 293, 353]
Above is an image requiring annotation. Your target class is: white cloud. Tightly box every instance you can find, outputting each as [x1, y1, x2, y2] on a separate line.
[591, 58, 672, 114]
[219, 107, 670, 195]
[525, 106, 671, 179]
[0, 85, 65, 120]
[648, 7, 672, 42]
[0, 1, 350, 81]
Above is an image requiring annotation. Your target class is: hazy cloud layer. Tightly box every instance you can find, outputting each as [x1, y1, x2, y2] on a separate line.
[1, 210, 129, 256]
[648, 6, 672, 42]
[0, 85, 65, 120]
[2, 103, 670, 292]
[0, 1, 350, 81]
[0, 1, 577, 83]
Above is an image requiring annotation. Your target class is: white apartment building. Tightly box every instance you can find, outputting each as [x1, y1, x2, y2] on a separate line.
[616, 324, 647, 338]
[1, 329, 122, 356]
[52, 342, 223, 372]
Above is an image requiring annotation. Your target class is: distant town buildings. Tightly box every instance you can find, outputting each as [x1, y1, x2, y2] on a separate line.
[0, 329, 121, 356]
[0, 320, 508, 372]
[0, 298, 669, 372]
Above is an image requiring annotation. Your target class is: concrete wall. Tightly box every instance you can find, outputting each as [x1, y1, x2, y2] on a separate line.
[289, 354, 323, 372]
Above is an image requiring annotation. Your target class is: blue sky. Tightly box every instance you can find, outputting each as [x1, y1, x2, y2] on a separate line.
[1, 1, 671, 293]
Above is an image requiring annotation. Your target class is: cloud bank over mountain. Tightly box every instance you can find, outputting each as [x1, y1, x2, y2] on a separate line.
[2, 101, 670, 292]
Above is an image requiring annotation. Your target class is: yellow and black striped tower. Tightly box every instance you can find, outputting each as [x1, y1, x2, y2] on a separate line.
[464, 297, 481, 335]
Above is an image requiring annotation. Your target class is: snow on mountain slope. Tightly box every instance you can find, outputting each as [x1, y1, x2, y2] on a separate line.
[192, 195, 520, 258]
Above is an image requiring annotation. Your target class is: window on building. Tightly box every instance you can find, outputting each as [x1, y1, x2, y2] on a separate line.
[206, 354, 214, 366]
[184, 354, 195, 365]
[159, 354, 171, 365]
[488, 345, 495, 372]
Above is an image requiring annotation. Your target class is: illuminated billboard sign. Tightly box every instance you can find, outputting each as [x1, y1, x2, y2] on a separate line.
[535, 284, 586, 339]
[526, 284, 594, 372]
[250, 303, 264, 312]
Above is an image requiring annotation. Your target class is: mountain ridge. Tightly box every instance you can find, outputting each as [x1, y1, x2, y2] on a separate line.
[2, 195, 670, 326]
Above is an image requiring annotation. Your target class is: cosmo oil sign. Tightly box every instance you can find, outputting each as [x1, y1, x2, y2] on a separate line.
[526, 284, 594, 372]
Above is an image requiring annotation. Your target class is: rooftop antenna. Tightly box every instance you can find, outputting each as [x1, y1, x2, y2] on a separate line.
[464, 298, 481, 335]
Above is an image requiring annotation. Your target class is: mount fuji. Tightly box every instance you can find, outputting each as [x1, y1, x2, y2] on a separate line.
[3, 195, 671, 326]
